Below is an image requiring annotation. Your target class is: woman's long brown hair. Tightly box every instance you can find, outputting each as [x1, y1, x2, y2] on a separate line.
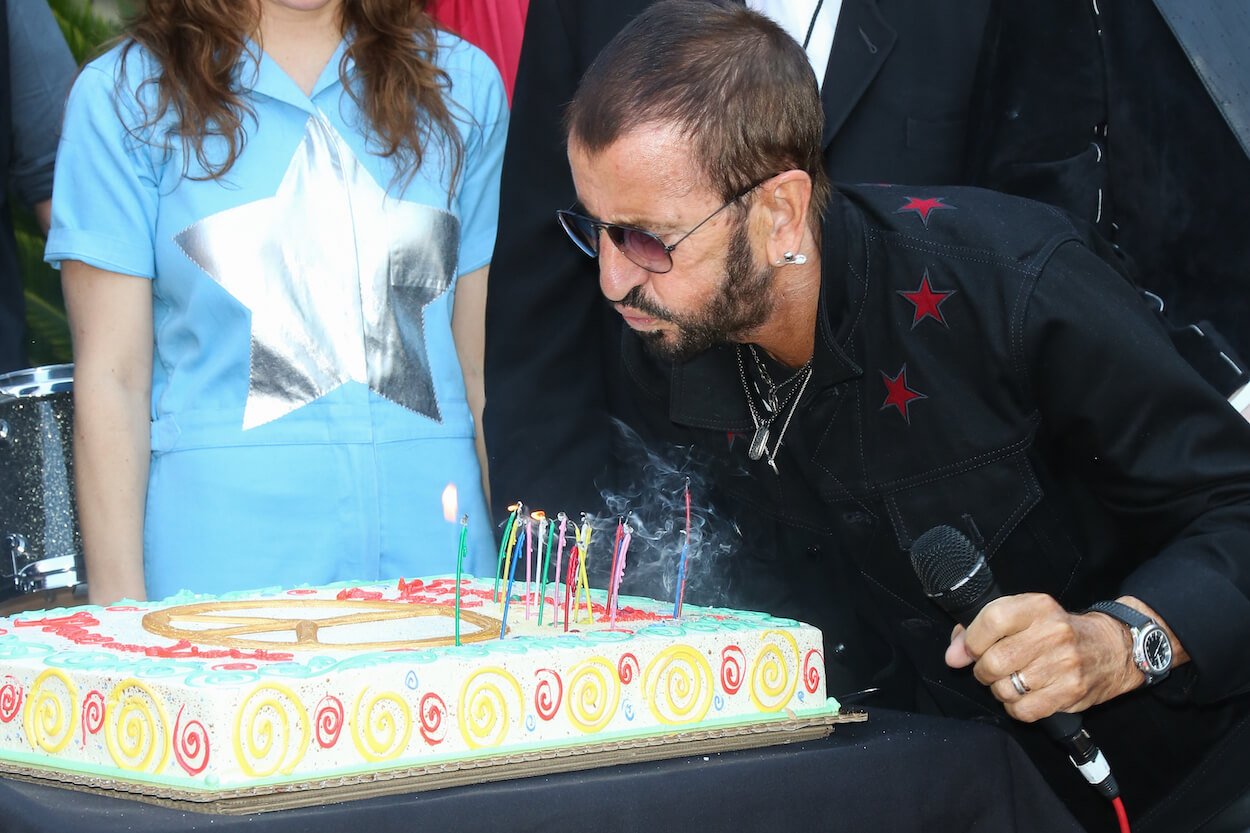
[119, 0, 463, 188]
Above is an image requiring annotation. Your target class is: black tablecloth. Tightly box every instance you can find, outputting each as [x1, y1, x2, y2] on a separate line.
[0, 709, 1086, 833]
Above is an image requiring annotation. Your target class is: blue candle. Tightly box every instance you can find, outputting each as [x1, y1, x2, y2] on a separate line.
[500, 521, 527, 638]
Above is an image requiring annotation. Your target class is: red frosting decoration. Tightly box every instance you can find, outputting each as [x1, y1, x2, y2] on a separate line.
[335, 588, 384, 601]
[81, 690, 105, 744]
[720, 645, 745, 694]
[11, 613, 294, 663]
[803, 649, 823, 695]
[314, 695, 345, 749]
[0, 677, 23, 723]
[419, 692, 447, 745]
[617, 653, 640, 685]
[534, 668, 563, 721]
[173, 705, 211, 775]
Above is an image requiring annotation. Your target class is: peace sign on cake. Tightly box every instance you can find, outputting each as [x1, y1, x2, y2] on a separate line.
[141, 600, 504, 651]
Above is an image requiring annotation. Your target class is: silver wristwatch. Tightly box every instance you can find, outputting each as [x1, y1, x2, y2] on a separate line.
[1087, 600, 1173, 686]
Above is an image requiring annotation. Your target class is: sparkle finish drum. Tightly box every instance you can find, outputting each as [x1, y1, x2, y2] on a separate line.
[0, 364, 86, 607]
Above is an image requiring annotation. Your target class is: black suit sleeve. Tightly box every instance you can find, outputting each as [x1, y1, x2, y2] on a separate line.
[482, 1, 640, 525]
[1025, 241, 1250, 703]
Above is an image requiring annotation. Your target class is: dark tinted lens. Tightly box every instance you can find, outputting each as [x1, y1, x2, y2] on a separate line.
[609, 227, 672, 273]
[557, 211, 599, 257]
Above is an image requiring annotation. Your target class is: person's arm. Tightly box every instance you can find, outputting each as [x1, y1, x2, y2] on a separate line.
[7, 0, 76, 215]
[453, 264, 490, 503]
[948, 241, 1250, 720]
[33, 200, 52, 236]
[62, 261, 153, 604]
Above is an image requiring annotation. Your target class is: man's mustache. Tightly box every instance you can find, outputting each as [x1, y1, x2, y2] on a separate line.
[619, 286, 675, 322]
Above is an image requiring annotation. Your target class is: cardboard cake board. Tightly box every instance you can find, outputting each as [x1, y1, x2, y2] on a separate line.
[0, 710, 867, 815]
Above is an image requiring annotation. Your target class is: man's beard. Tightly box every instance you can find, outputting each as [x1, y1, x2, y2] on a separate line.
[624, 219, 775, 363]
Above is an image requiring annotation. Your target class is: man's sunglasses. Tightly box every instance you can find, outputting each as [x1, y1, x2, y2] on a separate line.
[556, 179, 767, 274]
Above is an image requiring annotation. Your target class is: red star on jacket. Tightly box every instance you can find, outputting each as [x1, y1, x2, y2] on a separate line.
[880, 364, 927, 423]
[895, 196, 956, 227]
[897, 269, 956, 328]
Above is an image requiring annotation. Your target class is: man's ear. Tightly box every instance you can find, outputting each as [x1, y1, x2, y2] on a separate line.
[759, 170, 814, 266]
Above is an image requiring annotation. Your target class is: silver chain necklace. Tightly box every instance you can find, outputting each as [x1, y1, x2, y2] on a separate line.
[735, 345, 813, 474]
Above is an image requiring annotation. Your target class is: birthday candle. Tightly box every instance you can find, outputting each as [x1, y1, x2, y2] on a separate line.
[563, 545, 578, 633]
[525, 516, 535, 619]
[537, 513, 554, 625]
[609, 524, 632, 630]
[495, 503, 520, 603]
[674, 479, 692, 619]
[500, 521, 526, 638]
[455, 515, 468, 646]
[606, 517, 624, 619]
[576, 520, 593, 624]
[673, 531, 689, 620]
[553, 513, 569, 626]
[499, 503, 523, 604]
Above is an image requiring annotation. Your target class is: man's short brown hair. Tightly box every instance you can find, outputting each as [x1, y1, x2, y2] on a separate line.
[566, 0, 830, 225]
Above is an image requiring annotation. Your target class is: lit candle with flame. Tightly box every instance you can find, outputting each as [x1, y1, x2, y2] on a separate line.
[499, 503, 523, 604]
[495, 502, 521, 603]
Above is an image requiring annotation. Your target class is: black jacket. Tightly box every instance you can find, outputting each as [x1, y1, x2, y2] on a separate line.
[482, 0, 1116, 521]
[614, 183, 1250, 832]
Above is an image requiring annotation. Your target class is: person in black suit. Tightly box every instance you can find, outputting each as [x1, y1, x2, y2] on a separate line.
[483, 0, 1111, 522]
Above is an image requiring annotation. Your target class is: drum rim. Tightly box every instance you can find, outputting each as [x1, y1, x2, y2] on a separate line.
[0, 363, 74, 400]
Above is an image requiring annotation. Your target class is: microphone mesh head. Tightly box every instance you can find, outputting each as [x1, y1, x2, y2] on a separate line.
[909, 525, 992, 611]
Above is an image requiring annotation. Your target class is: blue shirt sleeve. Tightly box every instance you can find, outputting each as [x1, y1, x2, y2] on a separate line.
[43, 49, 161, 279]
[446, 38, 507, 277]
[7, 0, 76, 207]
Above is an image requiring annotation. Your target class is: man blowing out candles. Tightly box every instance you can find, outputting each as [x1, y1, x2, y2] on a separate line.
[548, 1, 1250, 829]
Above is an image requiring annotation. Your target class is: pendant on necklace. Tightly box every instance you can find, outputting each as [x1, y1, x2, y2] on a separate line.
[748, 425, 771, 460]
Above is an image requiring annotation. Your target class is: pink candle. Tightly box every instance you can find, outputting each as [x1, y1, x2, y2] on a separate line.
[524, 517, 534, 619]
[608, 524, 632, 631]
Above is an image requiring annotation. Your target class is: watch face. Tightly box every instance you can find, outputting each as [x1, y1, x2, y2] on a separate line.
[1142, 627, 1173, 673]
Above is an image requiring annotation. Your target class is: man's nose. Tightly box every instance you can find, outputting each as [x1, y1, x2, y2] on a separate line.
[598, 237, 650, 303]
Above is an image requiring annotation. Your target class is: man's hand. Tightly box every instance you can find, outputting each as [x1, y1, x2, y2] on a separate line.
[944, 593, 1146, 722]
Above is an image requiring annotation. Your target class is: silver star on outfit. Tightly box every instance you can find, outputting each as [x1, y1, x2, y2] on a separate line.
[176, 115, 460, 430]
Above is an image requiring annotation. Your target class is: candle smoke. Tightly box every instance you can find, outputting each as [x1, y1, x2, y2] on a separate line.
[578, 420, 742, 609]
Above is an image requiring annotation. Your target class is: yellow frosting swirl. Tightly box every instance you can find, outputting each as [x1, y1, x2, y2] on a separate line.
[457, 667, 522, 749]
[233, 683, 310, 777]
[643, 645, 713, 725]
[749, 630, 799, 712]
[566, 657, 619, 733]
[23, 670, 77, 754]
[104, 679, 171, 774]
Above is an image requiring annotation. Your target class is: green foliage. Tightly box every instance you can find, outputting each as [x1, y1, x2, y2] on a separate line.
[17, 1, 123, 367]
[48, 0, 123, 64]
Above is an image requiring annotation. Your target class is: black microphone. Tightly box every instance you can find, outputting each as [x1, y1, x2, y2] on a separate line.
[909, 524, 1119, 799]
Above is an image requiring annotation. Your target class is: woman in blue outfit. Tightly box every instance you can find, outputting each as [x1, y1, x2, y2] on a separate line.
[46, 0, 507, 603]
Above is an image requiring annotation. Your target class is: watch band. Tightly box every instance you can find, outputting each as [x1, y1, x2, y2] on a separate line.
[1087, 600, 1154, 631]
[1086, 600, 1172, 685]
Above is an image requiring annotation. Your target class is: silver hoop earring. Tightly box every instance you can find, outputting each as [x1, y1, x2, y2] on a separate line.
[781, 251, 807, 266]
